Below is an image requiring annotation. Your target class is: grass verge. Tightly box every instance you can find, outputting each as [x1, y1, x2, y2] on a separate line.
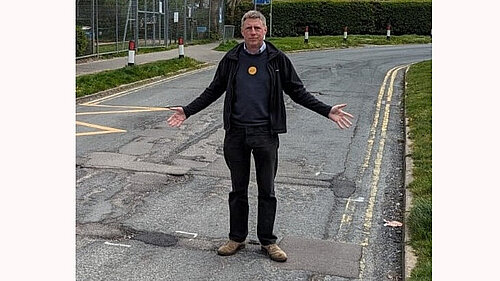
[405, 60, 432, 280]
[76, 57, 204, 98]
[215, 35, 431, 52]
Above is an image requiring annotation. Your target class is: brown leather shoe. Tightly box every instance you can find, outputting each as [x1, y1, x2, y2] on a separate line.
[261, 244, 287, 262]
[217, 240, 245, 256]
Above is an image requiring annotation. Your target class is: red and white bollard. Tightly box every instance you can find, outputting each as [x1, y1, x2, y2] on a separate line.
[343, 26, 348, 41]
[128, 40, 135, 66]
[386, 24, 391, 40]
[304, 26, 309, 44]
[178, 37, 185, 58]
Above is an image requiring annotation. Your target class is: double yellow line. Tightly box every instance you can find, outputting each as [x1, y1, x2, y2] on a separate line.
[334, 64, 410, 278]
[361, 64, 409, 246]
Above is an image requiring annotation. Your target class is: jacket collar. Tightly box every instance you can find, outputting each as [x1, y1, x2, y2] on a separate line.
[243, 41, 267, 54]
[226, 40, 280, 61]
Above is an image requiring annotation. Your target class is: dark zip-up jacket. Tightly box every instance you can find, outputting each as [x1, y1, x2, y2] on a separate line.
[182, 41, 332, 134]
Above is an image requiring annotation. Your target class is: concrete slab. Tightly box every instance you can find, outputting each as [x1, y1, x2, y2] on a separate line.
[84, 152, 190, 175]
[172, 158, 211, 169]
[119, 139, 155, 155]
[86, 152, 136, 165]
[276, 236, 362, 278]
[123, 161, 190, 176]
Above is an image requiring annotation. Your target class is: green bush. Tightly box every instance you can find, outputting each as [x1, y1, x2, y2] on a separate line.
[76, 26, 89, 56]
[230, 1, 431, 37]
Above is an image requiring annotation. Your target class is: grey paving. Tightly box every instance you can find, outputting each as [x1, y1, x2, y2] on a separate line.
[83, 151, 190, 175]
[276, 236, 362, 278]
[76, 42, 225, 76]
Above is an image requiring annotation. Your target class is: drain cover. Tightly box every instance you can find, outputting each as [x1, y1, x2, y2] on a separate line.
[132, 231, 178, 247]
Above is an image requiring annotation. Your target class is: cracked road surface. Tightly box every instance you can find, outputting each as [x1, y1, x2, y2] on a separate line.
[76, 44, 431, 280]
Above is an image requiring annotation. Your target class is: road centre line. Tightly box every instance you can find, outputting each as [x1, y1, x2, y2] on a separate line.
[84, 104, 165, 109]
[358, 65, 408, 280]
[76, 107, 169, 116]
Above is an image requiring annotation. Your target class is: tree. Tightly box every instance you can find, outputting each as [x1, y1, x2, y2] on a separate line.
[226, 0, 244, 22]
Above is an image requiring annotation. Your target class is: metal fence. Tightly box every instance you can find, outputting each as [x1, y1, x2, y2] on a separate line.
[76, 0, 226, 58]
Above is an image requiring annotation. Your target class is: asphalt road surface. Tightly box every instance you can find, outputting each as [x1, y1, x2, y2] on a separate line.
[76, 44, 431, 281]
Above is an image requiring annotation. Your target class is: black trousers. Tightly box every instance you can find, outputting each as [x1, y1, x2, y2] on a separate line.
[223, 125, 279, 246]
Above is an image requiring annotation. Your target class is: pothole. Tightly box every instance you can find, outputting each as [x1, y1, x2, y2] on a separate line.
[132, 231, 178, 247]
[329, 178, 356, 198]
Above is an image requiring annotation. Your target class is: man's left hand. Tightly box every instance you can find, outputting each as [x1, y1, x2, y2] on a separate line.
[328, 104, 354, 129]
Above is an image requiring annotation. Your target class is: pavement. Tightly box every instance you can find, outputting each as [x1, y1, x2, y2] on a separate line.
[76, 42, 226, 77]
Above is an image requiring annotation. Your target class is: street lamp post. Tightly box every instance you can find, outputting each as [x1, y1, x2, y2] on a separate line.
[269, 0, 272, 37]
[254, 0, 272, 37]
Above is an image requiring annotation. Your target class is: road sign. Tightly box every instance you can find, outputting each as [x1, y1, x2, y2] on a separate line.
[255, 0, 271, 5]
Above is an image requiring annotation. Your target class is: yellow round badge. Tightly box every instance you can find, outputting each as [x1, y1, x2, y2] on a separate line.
[248, 66, 257, 75]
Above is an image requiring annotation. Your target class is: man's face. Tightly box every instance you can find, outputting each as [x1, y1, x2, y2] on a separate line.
[241, 18, 267, 50]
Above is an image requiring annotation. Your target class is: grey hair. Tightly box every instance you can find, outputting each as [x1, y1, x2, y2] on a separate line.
[241, 10, 267, 27]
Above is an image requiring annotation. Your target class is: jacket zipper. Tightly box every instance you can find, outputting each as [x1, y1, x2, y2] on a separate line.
[268, 61, 275, 134]
[226, 62, 238, 130]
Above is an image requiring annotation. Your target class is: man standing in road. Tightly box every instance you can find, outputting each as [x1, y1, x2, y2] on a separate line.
[167, 10, 353, 262]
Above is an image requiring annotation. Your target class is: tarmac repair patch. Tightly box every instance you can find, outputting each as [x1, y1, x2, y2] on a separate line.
[275, 236, 362, 278]
[132, 231, 178, 247]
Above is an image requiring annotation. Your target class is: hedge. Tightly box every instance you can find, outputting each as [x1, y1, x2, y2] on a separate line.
[229, 1, 431, 37]
[76, 26, 89, 56]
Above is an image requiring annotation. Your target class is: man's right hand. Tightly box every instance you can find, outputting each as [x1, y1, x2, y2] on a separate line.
[167, 107, 187, 127]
